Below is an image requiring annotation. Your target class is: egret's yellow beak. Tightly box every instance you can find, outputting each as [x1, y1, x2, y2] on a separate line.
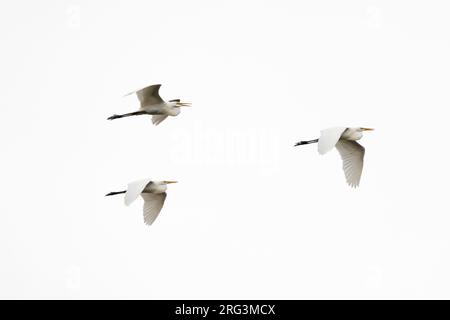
[177, 102, 192, 107]
[362, 128, 375, 131]
[164, 181, 178, 184]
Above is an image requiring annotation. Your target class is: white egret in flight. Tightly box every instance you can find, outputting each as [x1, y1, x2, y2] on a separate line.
[295, 127, 374, 187]
[106, 179, 177, 225]
[107, 84, 191, 125]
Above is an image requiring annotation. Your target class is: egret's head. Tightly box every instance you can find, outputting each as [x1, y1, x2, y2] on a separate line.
[177, 101, 191, 108]
[169, 99, 192, 108]
[162, 181, 178, 185]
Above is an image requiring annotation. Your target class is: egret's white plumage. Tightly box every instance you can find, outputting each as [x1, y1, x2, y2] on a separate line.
[142, 193, 167, 226]
[295, 127, 373, 187]
[127, 84, 164, 106]
[318, 127, 347, 155]
[151, 114, 168, 126]
[335, 140, 365, 188]
[107, 84, 191, 125]
[106, 179, 177, 226]
[124, 178, 154, 206]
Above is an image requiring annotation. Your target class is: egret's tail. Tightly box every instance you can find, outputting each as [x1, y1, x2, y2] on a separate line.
[105, 190, 126, 197]
[294, 139, 319, 147]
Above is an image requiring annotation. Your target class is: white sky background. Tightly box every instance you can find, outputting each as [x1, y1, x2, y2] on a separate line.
[1, 0, 449, 299]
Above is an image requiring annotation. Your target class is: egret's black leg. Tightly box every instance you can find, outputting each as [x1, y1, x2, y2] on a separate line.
[294, 139, 319, 147]
[107, 111, 147, 120]
[105, 190, 126, 196]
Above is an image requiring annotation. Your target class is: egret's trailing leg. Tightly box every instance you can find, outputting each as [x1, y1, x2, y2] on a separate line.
[294, 139, 319, 147]
[105, 191, 126, 196]
[107, 111, 147, 120]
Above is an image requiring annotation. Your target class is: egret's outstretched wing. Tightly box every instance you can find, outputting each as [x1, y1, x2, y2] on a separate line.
[125, 179, 152, 206]
[152, 114, 168, 126]
[125, 84, 163, 106]
[141, 192, 167, 226]
[335, 140, 365, 188]
[318, 127, 347, 155]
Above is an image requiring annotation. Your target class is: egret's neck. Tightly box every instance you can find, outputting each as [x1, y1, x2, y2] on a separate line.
[144, 182, 167, 194]
[342, 128, 363, 141]
[167, 106, 181, 116]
